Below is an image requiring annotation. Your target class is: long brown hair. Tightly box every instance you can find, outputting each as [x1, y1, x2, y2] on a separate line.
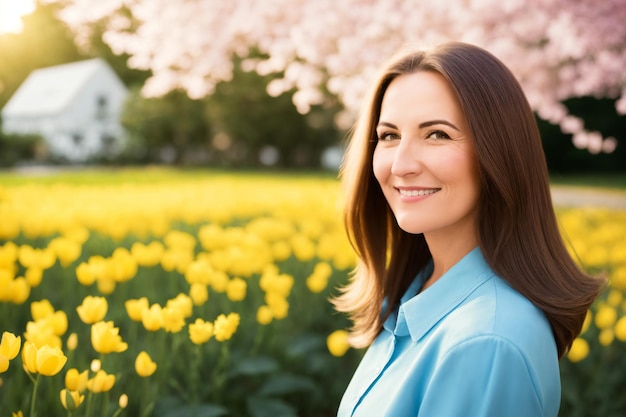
[333, 42, 606, 358]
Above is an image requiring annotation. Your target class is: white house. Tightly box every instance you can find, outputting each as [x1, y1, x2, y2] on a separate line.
[1, 58, 128, 162]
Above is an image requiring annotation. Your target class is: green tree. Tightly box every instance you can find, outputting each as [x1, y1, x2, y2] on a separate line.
[120, 88, 212, 164]
[0, 1, 85, 109]
[205, 61, 343, 168]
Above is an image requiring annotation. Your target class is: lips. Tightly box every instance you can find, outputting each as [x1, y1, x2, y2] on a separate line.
[397, 188, 441, 197]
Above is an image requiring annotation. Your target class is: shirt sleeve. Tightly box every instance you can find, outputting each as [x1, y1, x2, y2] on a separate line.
[417, 335, 546, 417]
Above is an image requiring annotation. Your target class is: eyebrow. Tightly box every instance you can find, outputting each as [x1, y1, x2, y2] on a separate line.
[377, 119, 460, 131]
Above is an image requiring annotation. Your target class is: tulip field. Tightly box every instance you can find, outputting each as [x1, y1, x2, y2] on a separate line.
[0, 168, 625, 417]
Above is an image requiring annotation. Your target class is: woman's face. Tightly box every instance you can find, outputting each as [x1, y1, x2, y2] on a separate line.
[373, 71, 480, 245]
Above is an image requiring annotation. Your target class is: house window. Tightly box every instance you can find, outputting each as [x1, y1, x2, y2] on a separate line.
[72, 133, 84, 145]
[96, 95, 108, 120]
[101, 133, 115, 152]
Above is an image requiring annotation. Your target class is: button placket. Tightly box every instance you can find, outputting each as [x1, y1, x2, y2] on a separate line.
[351, 331, 397, 415]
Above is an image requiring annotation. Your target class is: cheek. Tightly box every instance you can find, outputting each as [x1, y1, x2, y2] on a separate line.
[439, 147, 477, 179]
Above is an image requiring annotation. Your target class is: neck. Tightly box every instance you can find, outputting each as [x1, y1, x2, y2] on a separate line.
[422, 231, 478, 291]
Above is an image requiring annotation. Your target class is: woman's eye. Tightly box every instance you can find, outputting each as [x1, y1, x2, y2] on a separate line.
[377, 132, 399, 141]
[426, 130, 451, 140]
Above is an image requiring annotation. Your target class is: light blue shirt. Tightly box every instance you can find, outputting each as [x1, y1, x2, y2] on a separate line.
[338, 247, 560, 417]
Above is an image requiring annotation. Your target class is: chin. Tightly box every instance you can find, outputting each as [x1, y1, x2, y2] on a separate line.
[394, 219, 427, 235]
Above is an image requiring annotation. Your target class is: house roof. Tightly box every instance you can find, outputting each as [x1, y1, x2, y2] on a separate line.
[1, 58, 112, 117]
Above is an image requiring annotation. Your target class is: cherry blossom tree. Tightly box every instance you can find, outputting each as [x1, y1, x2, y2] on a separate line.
[45, 0, 626, 153]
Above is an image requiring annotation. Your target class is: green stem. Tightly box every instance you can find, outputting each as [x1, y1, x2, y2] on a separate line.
[251, 324, 266, 355]
[85, 392, 94, 417]
[191, 344, 202, 403]
[211, 343, 230, 403]
[102, 391, 110, 417]
[111, 408, 124, 417]
[29, 374, 40, 417]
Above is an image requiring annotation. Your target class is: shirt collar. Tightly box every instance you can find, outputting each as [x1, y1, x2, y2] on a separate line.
[383, 247, 494, 342]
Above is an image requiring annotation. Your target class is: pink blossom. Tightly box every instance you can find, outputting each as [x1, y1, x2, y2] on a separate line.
[42, 0, 626, 152]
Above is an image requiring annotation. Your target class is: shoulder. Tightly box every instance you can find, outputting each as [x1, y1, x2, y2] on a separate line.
[425, 276, 560, 414]
[434, 274, 559, 390]
[420, 330, 560, 417]
[443, 274, 555, 351]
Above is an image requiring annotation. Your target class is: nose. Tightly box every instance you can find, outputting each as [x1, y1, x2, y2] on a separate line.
[390, 138, 422, 177]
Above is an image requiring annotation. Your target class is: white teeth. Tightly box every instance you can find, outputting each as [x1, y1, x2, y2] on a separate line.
[398, 188, 439, 197]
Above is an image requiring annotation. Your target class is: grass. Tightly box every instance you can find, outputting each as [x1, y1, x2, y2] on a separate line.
[549, 173, 626, 191]
[0, 165, 624, 191]
[0, 166, 339, 186]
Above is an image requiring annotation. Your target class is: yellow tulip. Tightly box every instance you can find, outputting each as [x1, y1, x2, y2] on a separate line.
[9, 277, 30, 304]
[25, 268, 43, 287]
[0, 270, 14, 303]
[76, 296, 108, 324]
[118, 393, 129, 409]
[265, 294, 289, 320]
[595, 304, 617, 329]
[0, 355, 8, 373]
[60, 389, 85, 411]
[86, 370, 115, 393]
[36, 345, 68, 376]
[615, 316, 626, 341]
[165, 293, 193, 319]
[306, 274, 328, 293]
[125, 297, 149, 322]
[213, 313, 240, 342]
[96, 277, 116, 295]
[567, 337, 590, 363]
[0, 242, 18, 267]
[65, 368, 88, 392]
[135, 351, 157, 377]
[184, 259, 212, 285]
[271, 240, 291, 261]
[47, 311, 69, 336]
[109, 247, 138, 282]
[75, 262, 97, 286]
[189, 283, 209, 306]
[188, 318, 214, 345]
[21, 341, 38, 374]
[50, 237, 82, 267]
[24, 320, 62, 348]
[66, 333, 78, 351]
[598, 328, 614, 346]
[256, 305, 273, 325]
[327, 330, 350, 357]
[131, 241, 164, 267]
[162, 307, 186, 333]
[141, 304, 163, 331]
[226, 278, 247, 302]
[208, 270, 229, 293]
[0, 332, 21, 360]
[22, 342, 67, 375]
[90, 359, 101, 372]
[91, 321, 128, 354]
[12, 411, 23, 417]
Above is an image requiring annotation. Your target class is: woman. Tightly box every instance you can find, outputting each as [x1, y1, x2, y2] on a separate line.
[334, 42, 605, 417]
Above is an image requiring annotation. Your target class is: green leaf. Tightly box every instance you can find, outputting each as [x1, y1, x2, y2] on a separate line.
[257, 374, 317, 396]
[285, 334, 324, 358]
[246, 396, 298, 417]
[155, 398, 228, 417]
[228, 356, 279, 377]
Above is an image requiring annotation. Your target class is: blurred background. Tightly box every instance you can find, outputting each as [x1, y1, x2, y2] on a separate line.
[0, 0, 625, 174]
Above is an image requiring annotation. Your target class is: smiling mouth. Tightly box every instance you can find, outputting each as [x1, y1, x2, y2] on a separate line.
[398, 188, 441, 197]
